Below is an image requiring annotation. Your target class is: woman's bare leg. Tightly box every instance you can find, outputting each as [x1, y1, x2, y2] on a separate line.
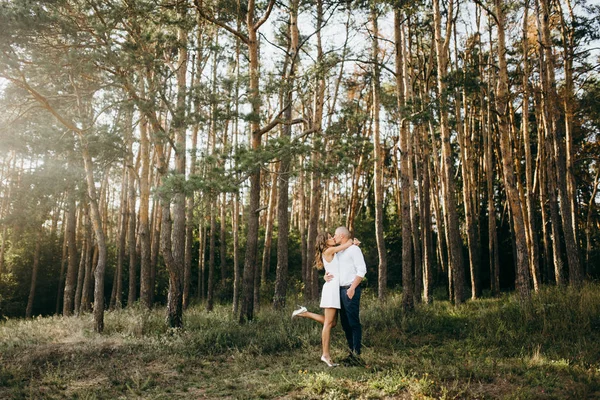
[297, 311, 325, 324]
[321, 308, 337, 360]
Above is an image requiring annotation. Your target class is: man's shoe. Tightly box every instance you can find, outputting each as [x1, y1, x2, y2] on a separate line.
[341, 353, 364, 366]
[291, 306, 307, 319]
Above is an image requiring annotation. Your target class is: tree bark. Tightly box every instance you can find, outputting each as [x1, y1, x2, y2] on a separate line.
[63, 187, 79, 315]
[26, 228, 43, 318]
[433, 0, 464, 305]
[273, 0, 299, 310]
[395, 9, 414, 311]
[494, 0, 531, 300]
[372, 3, 387, 301]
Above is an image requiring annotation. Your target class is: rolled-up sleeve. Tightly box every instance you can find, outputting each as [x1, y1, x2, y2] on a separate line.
[351, 246, 367, 278]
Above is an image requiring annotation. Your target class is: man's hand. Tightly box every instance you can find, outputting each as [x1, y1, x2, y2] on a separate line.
[347, 287, 355, 299]
[324, 272, 334, 282]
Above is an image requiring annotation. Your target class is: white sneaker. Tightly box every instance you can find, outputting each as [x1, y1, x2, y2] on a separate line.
[291, 306, 307, 319]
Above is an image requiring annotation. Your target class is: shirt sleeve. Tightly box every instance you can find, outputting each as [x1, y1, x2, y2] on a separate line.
[351, 246, 367, 278]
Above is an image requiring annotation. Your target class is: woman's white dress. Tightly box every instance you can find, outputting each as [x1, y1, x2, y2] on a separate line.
[320, 254, 341, 309]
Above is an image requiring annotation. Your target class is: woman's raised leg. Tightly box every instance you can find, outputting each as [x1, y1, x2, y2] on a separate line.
[296, 311, 325, 324]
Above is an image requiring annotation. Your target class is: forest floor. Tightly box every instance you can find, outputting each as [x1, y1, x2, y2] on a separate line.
[1, 285, 600, 399]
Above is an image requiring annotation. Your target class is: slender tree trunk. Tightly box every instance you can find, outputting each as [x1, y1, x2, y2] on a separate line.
[273, 0, 299, 310]
[395, 9, 414, 311]
[240, 0, 277, 323]
[535, 0, 564, 286]
[139, 110, 152, 308]
[261, 168, 277, 288]
[127, 152, 137, 306]
[206, 31, 219, 312]
[80, 205, 93, 313]
[495, 0, 531, 300]
[111, 158, 128, 310]
[160, 3, 188, 328]
[74, 207, 86, 316]
[433, 0, 464, 304]
[231, 16, 242, 316]
[26, 228, 43, 318]
[539, 0, 581, 286]
[372, 3, 387, 301]
[56, 210, 68, 314]
[482, 21, 501, 295]
[298, 158, 308, 290]
[63, 188, 78, 316]
[520, 0, 541, 292]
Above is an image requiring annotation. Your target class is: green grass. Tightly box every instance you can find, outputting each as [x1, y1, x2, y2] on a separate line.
[1, 284, 600, 399]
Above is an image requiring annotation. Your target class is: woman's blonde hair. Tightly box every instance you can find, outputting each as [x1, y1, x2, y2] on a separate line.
[313, 232, 330, 270]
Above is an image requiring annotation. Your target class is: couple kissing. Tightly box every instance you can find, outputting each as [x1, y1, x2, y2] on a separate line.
[292, 226, 366, 367]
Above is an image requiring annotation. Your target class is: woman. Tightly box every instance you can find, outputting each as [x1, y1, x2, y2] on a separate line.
[292, 232, 360, 367]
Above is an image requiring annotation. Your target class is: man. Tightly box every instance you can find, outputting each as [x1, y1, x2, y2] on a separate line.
[326, 226, 366, 365]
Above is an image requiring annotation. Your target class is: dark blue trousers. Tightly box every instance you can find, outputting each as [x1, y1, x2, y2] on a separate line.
[340, 286, 362, 355]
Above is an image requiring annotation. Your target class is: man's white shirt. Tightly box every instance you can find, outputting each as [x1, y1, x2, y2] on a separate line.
[337, 245, 367, 287]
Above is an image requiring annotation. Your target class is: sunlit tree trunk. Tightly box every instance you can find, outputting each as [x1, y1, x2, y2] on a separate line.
[521, 0, 541, 292]
[495, 0, 531, 300]
[372, 3, 387, 301]
[433, 0, 464, 304]
[536, 0, 565, 286]
[138, 110, 152, 308]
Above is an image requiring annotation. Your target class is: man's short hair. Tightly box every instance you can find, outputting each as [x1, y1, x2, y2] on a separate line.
[335, 226, 351, 238]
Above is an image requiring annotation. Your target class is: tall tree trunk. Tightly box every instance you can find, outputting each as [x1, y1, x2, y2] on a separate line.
[63, 187, 79, 316]
[231, 15, 242, 316]
[306, 0, 326, 302]
[495, 0, 531, 300]
[127, 148, 137, 307]
[536, 0, 565, 286]
[273, 0, 299, 310]
[372, 3, 387, 301]
[543, 0, 581, 286]
[111, 158, 128, 310]
[261, 168, 277, 289]
[161, 3, 188, 328]
[150, 192, 161, 306]
[56, 210, 68, 314]
[80, 205, 93, 313]
[138, 110, 152, 308]
[240, 0, 277, 323]
[26, 228, 43, 318]
[74, 207, 86, 316]
[395, 9, 414, 311]
[454, 26, 481, 300]
[433, 0, 464, 305]
[482, 18, 501, 295]
[521, 0, 541, 292]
